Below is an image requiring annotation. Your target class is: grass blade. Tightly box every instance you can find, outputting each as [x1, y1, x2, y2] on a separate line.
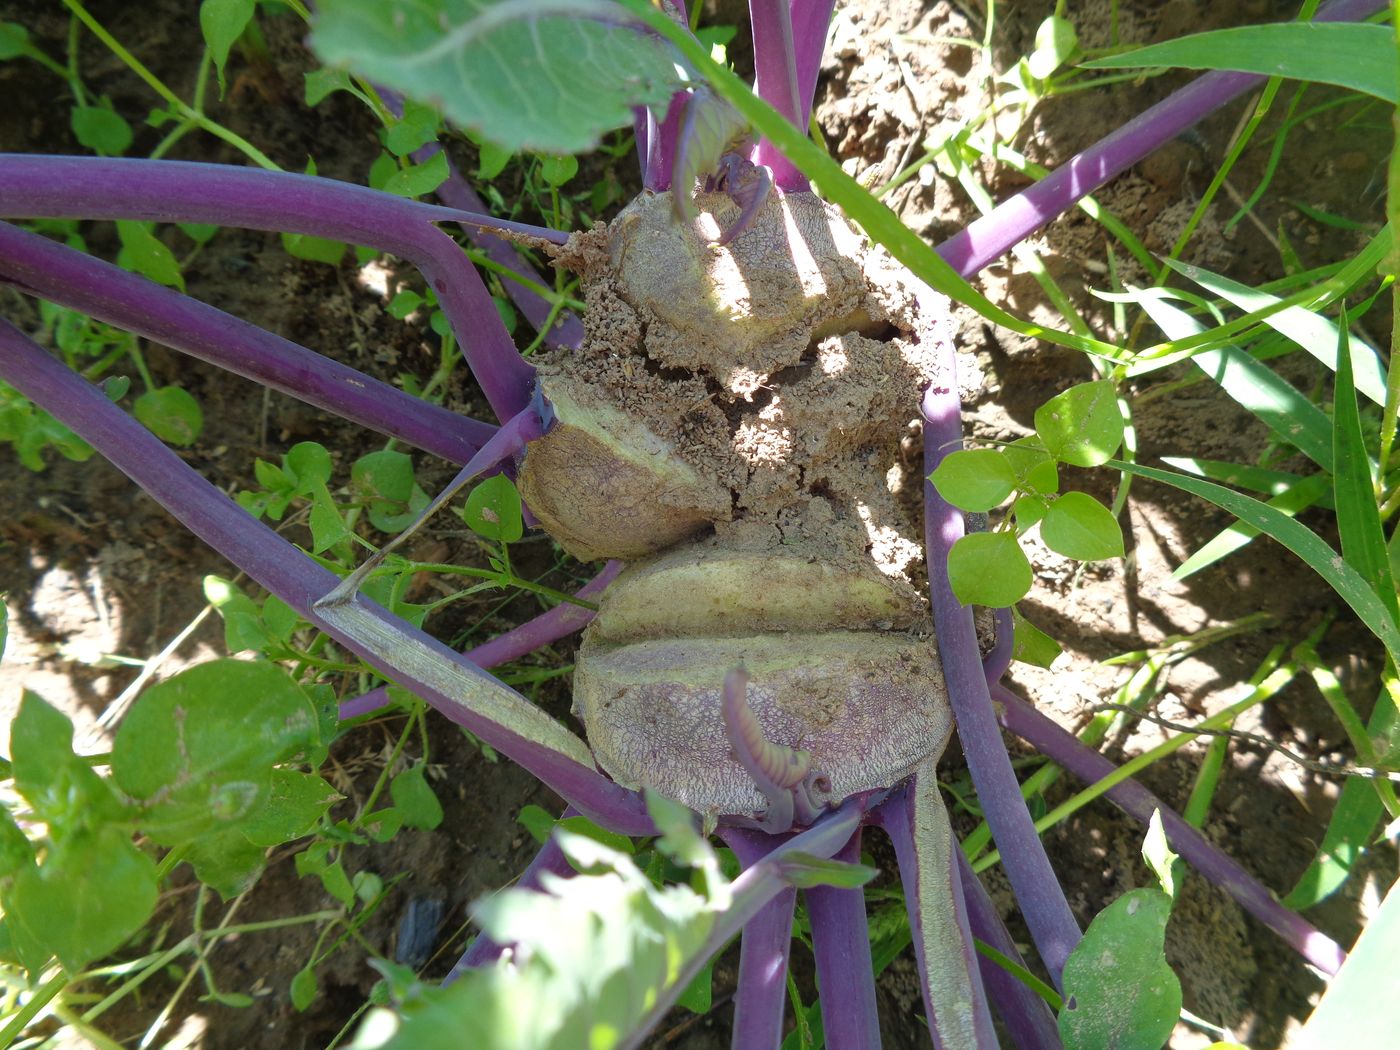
[1331, 308, 1399, 620]
[1171, 474, 1331, 580]
[1082, 23, 1398, 104]
[1283, 775, 1384, 910]
[1112, 460, 1400, 666]
[1161, 456, 1333, 504]
[1133, 292, 1335, 472]
[1163, 258, 1387, 405]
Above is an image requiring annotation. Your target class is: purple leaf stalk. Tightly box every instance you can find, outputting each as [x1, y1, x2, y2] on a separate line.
[0, 0, 1383, 1043]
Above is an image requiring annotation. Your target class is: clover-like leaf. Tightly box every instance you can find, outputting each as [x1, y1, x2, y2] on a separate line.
[930, 448, 1017, 513]
[947, 531, 1033, 607]
[1035, 381, 1124, 468]
[1040, 492, 1124, 561]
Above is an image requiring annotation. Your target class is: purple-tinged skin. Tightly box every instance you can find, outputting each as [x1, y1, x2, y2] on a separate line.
[789, 0, 837, 128]
[984, 606, 1016, 686]
[936, 0, 1388, 277]
[641, 91, 690, 193]
[873, 778, 998, 1049]
[957, 850, 1062, 1050]
[720, 827, 797, 1050]
[377, 90, 584, 353]
[748, 0, 807, 191]
[0, 154, 548, 422]
[990, 681, 1349, 977]
[0, 317, 654, 835]
[0, 220, 494, 465]
[711, 153, 775, 246]
[338, 561, 623, 721]
[445, 815, 576, 980]
[721, 668, 825, 833]
[804, 828, 881, 1050]
[923, 380, 1082, 986]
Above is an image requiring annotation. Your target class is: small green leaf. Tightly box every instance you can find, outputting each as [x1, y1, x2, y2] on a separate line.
[305, 67, 354, 106]
[930, 448, 1017, 512]
[243, 770, 341, 847]
[1142, 810, 1180, 900]
[390, 762, 444, 830]
[385, 98, 440, 156]
[676, 961, 713, 1015]
[200, 0, 256, 95]
[1012, 608, 1062, 669]
[462, 474, 523, 544]
[202, 990, 256, 1008]
[1040, 492, 1124, 561]
[178, 222, 219, 245]
[261, 594, 302, 644]
[11, 692, 124, 830]
[354, 869, 385, 903]
[363, 807, 405, 843]
[319, 860, 356, 905]
[185, 826, 267, 898]
[1004, 437, 1059, 495]
[203, 574, 270, 654]
[1034, 381, 1123, 468]
[291, 964, 319, 1011]
[134, 385, 204, 446]
[70, 105, 133, 156]
[281, 230, 347, 266]
[1059, 888, 1181, 1050]
[775, 852, 878, 890]
[386, 289, 424, 319]
[285, 441, 334, 490]
[7, 826, 158, 970]
[309, 498, 351, 553]
[352, 449, 415, 502]
[1295, 877, 1400, 1048]
[116, 221, 185, 291]
[517, 803, 557, 845]
[947, 532, 1033, 607]
[537, 153, 578, 187]
[0, 22, 32, 61]
[381, 151, 449, 198]
[1028, 15, 1077, 79]
[476, 140, 512, 180]
[0, 808, 35, 877]
[556, 815, 635, 855]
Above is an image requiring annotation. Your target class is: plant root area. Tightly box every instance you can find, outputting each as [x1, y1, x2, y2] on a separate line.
[1, 0, 1395, 1047]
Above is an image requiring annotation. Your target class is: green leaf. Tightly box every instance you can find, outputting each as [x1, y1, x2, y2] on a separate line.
[381, 150, 450, 198]
[1081, 23, 1398, 104]
[1172, 474, 1330, 581]
[675, 960, 713, 1015]
[203, 574, 271, 653]
[1040, 492, 1124, 561]
[517, 803, 557, 845]
[462, 473, 523, 543]
[305, 67, 354, 106]
[1012, 608, 1062, 669]
[1295, 878, 1400, 1048]
[1141, 810, 1180, 900]
[243, 770, 341, 847]
[1028, 15, 1077, 80]
[774, 852, 878, 890]
[281, 230, 347, 266]
[309, 0, 687, 154]
[1034, 381, 1123, 468]
[11, 692, 125, 831]
[476, 139, 512, 180]
[7, 826, 158, 970]
[116, 221, 185, 291]
[319, 860, 356, 905]
[178, 222, 219, 245]
[1282, 775, 1381, 909]
[1331, 311, 1398, 622]
[1160, 258, 1387, 406]
[387, 289, 425, 320]
[285, 441, 334, 490]
[555, 815, 635, 856]
[200, 0, 256, 95]
[537, 153, 578, 187]
[1114, 460, 1400, 667]
[291, 964, 319, 1011]
[390, 762, 444, 830]
[929, 448, 1017, 512]
[185, 826, 267, 898]
[947, 531, 1033, 607]
[309, 498, 351, 553]
[112, 660, 320, 847]
[70, 105, 133, 156]
[1059, 888, 1181, 1050]
[261, 593, 302, 644]
[385, 98, 440, 156]
[0, 808, 35, 877]
[134, 385, 204, 446]
[0, 22, 32, 61]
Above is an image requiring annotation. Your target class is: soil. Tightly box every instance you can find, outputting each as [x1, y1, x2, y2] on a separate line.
[0, 1, 1396, 1049]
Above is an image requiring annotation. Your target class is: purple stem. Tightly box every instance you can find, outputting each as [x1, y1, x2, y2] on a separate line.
[337, 563, 622, 721]
[719, 827, 797, 1050]
[991, 682, 1348, 977]
[804, 828, 881, 1050]
[0, 220, 494, 465]
[923, 380, 1081, 985]
[0, 316, 652, 834]
[0, 154, 549, 422]
[872, 781, 998, 1049]
[643, 90, 690, 194]
[789, 0, 836, 128]
[935, 0, 1388, 277]
[445, 814, 576, 980]
[619, 797, 874, 1050]
[956, 850, 1062, 1050]
[378, 91, 584, 352]
[748, 0, 808, 191]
